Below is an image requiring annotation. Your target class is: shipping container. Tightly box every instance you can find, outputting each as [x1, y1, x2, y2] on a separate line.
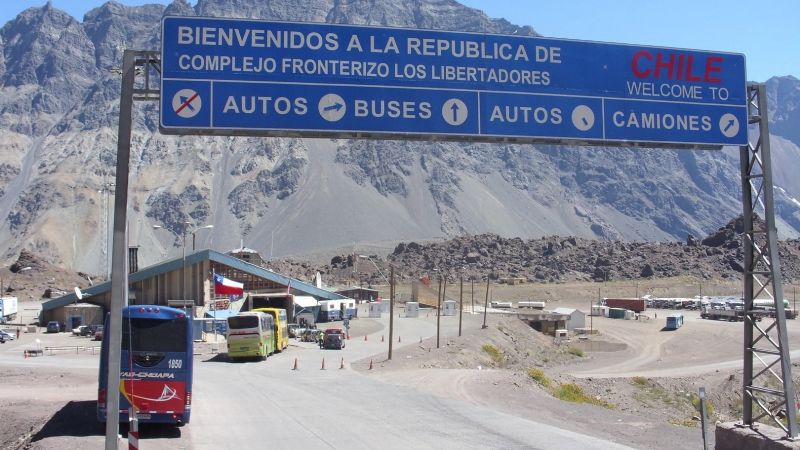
[666, 313, 684, 330]
[608, 307, 627, 319]
[604, 298, 646, 313]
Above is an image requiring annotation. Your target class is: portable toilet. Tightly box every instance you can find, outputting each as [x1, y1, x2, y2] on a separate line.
[380, 299, 391, 313]
[443, 300, 457, 316]
[405, 302, 419, 318]
[368, 302, 382, 318]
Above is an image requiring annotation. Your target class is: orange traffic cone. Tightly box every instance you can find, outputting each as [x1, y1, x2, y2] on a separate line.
[340, 357, 344, 369]
[368, 359, 373, 370]
[292, 357, 299, 370]
[321, 358, 326, 370]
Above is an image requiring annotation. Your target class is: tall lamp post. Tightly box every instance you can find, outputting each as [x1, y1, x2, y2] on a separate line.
[357, 255, 394, 359]
[154, 222, 213, 302]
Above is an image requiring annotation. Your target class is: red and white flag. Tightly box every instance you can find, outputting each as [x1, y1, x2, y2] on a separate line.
[214, 273, 244, 296]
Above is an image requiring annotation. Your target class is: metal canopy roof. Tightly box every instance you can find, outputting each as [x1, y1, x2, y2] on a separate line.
[43, 249, 345, 312]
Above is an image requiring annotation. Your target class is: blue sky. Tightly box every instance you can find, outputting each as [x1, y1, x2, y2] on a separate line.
[1, 0, 796, 82]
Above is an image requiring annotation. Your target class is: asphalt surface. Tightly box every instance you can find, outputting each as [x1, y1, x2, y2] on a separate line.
[0, 305, 635, 449]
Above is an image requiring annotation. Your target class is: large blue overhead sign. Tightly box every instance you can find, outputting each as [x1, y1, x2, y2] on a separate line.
[160, 17, 747, 148]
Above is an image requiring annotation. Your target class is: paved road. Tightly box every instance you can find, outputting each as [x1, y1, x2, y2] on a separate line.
[176, 310, 634, 450]
[1, 308, 635, 449]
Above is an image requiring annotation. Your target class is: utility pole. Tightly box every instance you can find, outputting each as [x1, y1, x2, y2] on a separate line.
[471, 278, 475, 314]
[388, 266, 394, 360]
[458, 273, 463, 337]
[482, 275, 490, 329]
[436, 274, 442, 348]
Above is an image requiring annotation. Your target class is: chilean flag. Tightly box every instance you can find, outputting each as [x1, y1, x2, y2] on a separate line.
[214, 273, 244, 296]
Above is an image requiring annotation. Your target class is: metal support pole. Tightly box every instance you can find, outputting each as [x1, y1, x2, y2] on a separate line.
[105, 49, 135, 450]
[388, 266, 394, 360]
[471, 279, 474, 314]
[436, 275, 442, 349]
[182, 226, 187, 302]
[739, 83, 797, 438]
[482, 276, 490, 329]
[104, 50, 160, 450]
[458, 274, 463, 337]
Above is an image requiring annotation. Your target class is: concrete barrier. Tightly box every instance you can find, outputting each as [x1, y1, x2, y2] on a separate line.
[715, 421, 800, 449]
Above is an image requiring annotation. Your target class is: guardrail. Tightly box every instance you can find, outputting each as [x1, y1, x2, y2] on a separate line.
[43, 345, 100, 356]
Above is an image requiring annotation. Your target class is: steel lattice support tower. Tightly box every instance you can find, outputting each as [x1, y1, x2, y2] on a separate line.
[739, 83, 798, 439]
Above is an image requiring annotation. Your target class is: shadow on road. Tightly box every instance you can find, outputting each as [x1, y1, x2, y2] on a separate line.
[32, 400, 101, 441]
[32, 400, 183, 442]
[201, 353, 232, 363]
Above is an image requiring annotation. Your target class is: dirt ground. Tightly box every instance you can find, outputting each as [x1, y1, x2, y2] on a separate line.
[2, 278, 799, 449]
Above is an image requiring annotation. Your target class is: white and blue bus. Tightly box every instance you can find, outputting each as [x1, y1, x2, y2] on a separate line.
[98, 305, 193, 425]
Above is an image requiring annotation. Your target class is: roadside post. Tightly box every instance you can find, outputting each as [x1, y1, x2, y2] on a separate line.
[699, 387, 708, 450]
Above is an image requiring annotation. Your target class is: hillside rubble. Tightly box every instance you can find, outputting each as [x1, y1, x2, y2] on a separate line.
[269, 215, 800, 286]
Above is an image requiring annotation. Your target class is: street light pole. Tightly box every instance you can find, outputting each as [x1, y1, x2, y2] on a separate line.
[388, 266, 394, 360]
[436, 274, 442, 349]
[182, 221, 189, 302]
[482, 275, 490, 329]
[458, 272, 463, 337]
[153, 222, 213, 303]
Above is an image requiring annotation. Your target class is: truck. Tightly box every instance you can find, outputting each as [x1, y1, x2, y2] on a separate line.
[490, 301, 513, 308]
[604, 298, 646, 313]
[0, 297, 18, 323]
[700, 307, 744, 322]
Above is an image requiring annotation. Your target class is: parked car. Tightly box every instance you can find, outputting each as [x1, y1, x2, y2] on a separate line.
[84, 324, 101, 337]
[322, 332, 345, 350]
[93, 325, 104, 341]
[0, 330, 15, 342]
[288, 323, 299, 338]
[72, 325, 89, 336]
[46, 321, 61, 333]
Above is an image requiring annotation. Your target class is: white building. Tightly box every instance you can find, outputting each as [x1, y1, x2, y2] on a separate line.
[552, 307, 586, 331]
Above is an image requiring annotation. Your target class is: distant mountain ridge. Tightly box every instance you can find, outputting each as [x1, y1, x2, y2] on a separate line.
[0, 0, 797, 275]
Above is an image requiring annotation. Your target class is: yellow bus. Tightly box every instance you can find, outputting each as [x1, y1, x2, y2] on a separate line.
[253, 308, 289, 352]
[226, 312, 275, 360]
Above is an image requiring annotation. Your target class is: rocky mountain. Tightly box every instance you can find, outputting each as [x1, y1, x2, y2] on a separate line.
[0, 0, 798, 276]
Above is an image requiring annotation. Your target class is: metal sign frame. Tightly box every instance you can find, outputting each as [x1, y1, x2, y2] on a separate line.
[105, 47, 796, 448]
[739, 84, 797, 438]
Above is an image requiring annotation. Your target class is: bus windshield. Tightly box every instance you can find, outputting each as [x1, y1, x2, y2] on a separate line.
[228, 315, 259, 330]
[122, 318, 188, 353]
